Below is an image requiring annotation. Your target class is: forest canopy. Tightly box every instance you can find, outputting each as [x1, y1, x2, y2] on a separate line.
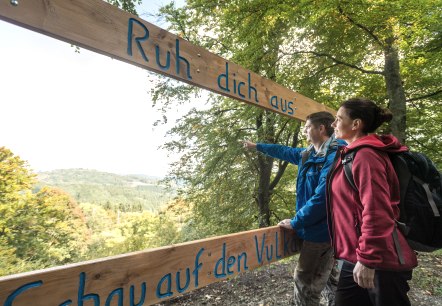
[151, 0, 441, 235]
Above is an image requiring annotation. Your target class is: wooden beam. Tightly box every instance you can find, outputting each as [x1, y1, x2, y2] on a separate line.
[0, 0, 335, 121]
[0, 226, 300, 305]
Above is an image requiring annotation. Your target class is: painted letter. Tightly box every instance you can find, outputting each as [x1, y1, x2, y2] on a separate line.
[176, 268, 191, 293]
[130, 282, 146, 306]
[156, 273, 173, 298]
[5, 281, 43, 306]
[281, 98, 288, 113]
[193, 248, 204, 287]
[288, 101, 294, 115]
[214, 243, 227, 278]
[270, 96, 279, 110]
[248, 73, 259, 103]
[283, 230, 290, 256]
[78, 272, 100, 306]
[127, 18, 149, 62]
[237, 252, 249, 272]
[237, 81, 246, 98]
[275, 231, 282, 259]
[254, 234, 266, 264]
[155, 45, 171, 70]
[227, 256, 236, 275]
[265, 244, 273, 262]
[217, 63, 230, 92]
[175, 39, 192, 79]
[105, 288, 123, 306]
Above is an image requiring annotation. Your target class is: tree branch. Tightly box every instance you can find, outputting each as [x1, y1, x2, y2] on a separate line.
[274, 118, 291, 144]
[406, 134, 439, 155]
[280, 50, 384, 75]
[269, 125, 301, 190]
[406, 89, 442, 102]
[308, 63, 341, 78]
[337, 6, 384, 49]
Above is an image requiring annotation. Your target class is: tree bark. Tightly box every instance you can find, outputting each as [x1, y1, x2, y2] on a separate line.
[256, 153, 273, 227]
[384, 38, 407, 143]
[254, 111, 276, 227]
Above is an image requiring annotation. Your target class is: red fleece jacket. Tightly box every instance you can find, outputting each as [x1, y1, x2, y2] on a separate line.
[327, 134, 418, 270]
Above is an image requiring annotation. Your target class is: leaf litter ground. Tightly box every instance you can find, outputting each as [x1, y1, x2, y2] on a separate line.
[155, 252, 442, 306]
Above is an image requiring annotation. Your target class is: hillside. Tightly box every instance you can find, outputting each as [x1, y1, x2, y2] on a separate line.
[36, 169, 176, 212]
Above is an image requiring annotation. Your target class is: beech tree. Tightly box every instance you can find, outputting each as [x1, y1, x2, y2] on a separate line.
[152, 0, 441, 236]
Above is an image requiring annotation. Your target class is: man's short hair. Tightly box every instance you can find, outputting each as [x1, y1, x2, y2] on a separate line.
[305, 111, 335, 137]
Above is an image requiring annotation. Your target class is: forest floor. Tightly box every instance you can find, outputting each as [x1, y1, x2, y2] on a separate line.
[155, 252, 442, 306]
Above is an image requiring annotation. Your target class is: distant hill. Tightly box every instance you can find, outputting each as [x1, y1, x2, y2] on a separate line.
[36, 169, 176, 212]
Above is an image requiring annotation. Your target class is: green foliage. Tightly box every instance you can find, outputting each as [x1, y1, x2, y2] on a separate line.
[278, 0, 442, 165]
[80, 203, 181, 259]
[152, 0, 441, 238]
[0, 146, 35, 205]
[36, 169, 175, 212]
[0, 148, 91, 275]
[157, 92, 303, 237]
[0, 148, 182, 276]
[31, 187, 90, 263]
[0, 147, 38, 275]
[106, 0, 142, 15]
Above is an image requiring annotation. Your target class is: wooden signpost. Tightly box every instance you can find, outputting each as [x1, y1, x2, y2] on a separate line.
[0, 0, 333, 304]
[0, 226, 300, 305]
[0, 0, 334, 121]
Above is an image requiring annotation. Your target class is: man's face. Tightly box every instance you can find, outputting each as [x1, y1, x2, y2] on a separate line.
[303, 119, 321, 144]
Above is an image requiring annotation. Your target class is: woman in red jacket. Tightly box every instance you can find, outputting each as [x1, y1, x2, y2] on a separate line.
[327, 98, 417, 306]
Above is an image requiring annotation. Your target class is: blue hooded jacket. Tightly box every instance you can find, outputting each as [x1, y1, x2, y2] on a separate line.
[257, 136, 345, 242]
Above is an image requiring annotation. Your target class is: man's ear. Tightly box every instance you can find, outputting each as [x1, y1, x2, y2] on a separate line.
[319, 124, 326, 135]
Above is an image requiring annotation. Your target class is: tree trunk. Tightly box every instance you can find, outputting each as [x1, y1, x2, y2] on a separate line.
[254, 111, 277, 227]
[256, 153, 273, 227]
[384, 39, 407, 143]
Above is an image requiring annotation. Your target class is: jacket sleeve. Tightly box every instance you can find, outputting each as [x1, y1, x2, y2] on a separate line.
[290, 151, 336, 230]
[256, 143, 304, 165]
[352, 149, 397, 267]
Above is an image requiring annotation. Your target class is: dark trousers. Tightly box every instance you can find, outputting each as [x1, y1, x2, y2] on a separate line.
[335, 261, 412, 306]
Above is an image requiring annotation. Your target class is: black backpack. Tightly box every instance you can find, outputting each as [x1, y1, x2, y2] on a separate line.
[342, 149, 442, 253]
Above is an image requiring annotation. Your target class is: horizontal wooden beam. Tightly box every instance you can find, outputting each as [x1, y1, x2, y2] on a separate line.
[0, 0, 335, 121]
[0, 226, 300, 305]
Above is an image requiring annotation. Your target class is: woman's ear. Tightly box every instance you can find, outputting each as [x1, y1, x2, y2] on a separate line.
[352, 119, 362, 130]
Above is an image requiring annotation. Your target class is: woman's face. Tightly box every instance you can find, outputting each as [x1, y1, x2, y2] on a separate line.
[332, 107, 355, 140]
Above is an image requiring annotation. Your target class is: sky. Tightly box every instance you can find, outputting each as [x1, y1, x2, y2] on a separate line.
[0, 0, 192, 177]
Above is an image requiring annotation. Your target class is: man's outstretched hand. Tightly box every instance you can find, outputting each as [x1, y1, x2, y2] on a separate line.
[242, 140, 257, 149]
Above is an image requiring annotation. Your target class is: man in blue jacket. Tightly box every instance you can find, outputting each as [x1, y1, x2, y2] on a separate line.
[243, 111, 344, 306]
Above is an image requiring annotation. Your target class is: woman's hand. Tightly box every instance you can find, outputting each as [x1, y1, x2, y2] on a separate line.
[353, 261, 375, 288]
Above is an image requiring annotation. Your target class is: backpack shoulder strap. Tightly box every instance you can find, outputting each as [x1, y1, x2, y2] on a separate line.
[301, 149, 309, 166]
[342, 150, 358, 191]
[389, 152, 412, 208]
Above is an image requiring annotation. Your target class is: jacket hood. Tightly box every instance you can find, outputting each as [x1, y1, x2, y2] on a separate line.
[306, 134, 347, 158]
[344, 134, 408, 154]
